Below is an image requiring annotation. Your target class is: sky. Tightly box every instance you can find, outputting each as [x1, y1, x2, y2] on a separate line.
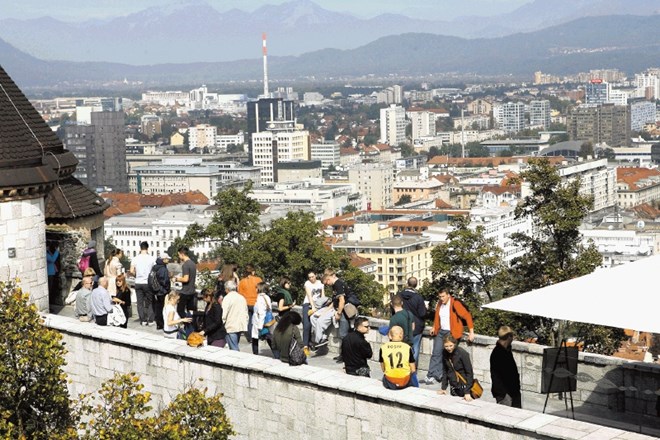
[0, 0, 533, 22]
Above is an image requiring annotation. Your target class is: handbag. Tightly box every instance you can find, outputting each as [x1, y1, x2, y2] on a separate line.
[450, 359, 483, 399]
[288, 337, 307, 366]
[264, 309, 276, 327]
[109, 304, 127, 327]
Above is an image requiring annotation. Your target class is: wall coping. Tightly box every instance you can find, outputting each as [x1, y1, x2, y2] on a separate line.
[44, 313, 655, 440]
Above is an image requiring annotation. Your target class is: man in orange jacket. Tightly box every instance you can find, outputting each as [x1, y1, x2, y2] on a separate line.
[423, 288, 474, 385]
[237, 264, 262, 344]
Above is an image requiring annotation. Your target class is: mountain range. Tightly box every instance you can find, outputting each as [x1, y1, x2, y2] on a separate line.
[0, 0, 659, 65]
[2, 14, 660, 88]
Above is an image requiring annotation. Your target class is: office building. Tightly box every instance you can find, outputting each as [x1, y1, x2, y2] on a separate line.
[408, 110, 440, 140]
[567, 104, 630, 147]
[629, 100, 657, 132]
[379, 104, 407, 146]
[493, 102, 525, 133]
[188, 124, 218, 151]
[529, 100, 551, 129]
[252, 128, 309, 185]
[348, 162, 393, 210]
[246, 98, 295, 165]
[277, 160, 322, 183]
[311, 140, 341, 170]
[585, 80, 609, 104]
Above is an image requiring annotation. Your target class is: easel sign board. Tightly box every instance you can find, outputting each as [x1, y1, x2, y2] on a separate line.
[541, 346, 578, 394]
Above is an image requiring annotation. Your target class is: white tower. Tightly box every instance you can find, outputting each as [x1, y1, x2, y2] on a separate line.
[262, 33, 269, 97]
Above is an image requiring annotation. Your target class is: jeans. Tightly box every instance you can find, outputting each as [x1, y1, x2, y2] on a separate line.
[226, 332, 240, 351]
[302, 303, 312, 347]
[412, 333, 423, 364]
[427, 330, 450, 380]
[153, 294, 165, 329]
[338, 312, 350, 341]
[246, 305, 254, 343]
[135, 284, 154, 324]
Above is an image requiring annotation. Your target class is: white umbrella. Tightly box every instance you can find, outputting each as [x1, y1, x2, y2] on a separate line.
[483, 254, 660, 333]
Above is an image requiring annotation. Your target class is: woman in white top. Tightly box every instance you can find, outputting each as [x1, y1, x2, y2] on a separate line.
[104, 249, 124, 295]
[251, 282, 275, 356]
[163, 291, 192, 338]
[302, 271, 326, 349]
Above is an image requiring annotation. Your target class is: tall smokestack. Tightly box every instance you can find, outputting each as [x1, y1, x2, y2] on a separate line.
[262, 32, 269, 97]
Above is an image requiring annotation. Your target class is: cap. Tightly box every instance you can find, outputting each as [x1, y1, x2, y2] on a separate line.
[161, 253, 171, 260]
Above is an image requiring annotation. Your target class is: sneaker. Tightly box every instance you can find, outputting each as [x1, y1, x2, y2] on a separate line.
[315, 339, 329, 348]
[423, 376, 437, 385]
[141, 322, 148, 326]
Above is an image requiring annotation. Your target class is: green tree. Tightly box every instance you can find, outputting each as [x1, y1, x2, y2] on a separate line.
[395, 194, 412, 206]
[226, 143, 244, 153]
[0, 279, 73, 439]
[430, 216, 505, 303]
[579, 141, 594, 159]
[363, 134, 378, 146]
[398, 142, 414, 158]
[506, 158, 617, 350]
[342, 204, 358, 214]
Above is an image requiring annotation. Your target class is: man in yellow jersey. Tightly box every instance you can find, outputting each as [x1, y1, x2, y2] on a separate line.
[379, 326, 418, 389]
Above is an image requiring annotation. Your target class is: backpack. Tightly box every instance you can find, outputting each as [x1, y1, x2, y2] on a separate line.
[345, 284, 361, 307]
[78, 255, 90, 273]
[148, 266, 162, 293]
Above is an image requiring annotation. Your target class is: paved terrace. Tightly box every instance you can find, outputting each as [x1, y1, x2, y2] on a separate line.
[50, 303, 660, 438]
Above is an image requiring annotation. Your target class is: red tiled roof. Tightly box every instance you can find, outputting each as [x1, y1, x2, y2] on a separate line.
[628, 203, 660, 219]
[616, 167, 660, 191]
[348, 253, 376, 269]
[435, 199, 453, 208]
[340, 147, 359, 156]
[102, 191, 209, 218]
[481, 184, 521, 196]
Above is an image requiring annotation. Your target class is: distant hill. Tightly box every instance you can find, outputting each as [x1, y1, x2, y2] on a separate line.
[0, 0, 659, 65]
[2, 15, 660, 88]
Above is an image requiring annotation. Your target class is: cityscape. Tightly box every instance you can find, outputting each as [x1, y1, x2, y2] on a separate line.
[1, 0, 660, 438]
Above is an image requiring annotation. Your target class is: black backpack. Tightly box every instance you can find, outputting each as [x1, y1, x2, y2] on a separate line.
[148, 266, 162, 293]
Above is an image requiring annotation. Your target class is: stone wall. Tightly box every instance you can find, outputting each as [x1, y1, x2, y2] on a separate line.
[0, 198, 48, 310]
[319, 316, 660, 433]
[45, 314, 656, 440]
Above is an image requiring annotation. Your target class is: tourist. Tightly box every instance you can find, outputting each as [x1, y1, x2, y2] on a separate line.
[80, 240, 102, 281]
[215, 263, 239, 300]
[130, 241, 156, 326]
[275, 277, 295, 318]
[380, 326, 417, 389]
[250, 282, 275, 355]
[152, 254, 171, 331]
[398, 277, 427, 362]
[424, 288, 474, 385]
[104, 248, 123, 295]
[341, 316, 373, 377]
[90, 277, 113, 326]
[309, 302, 335, 351]
[199, 288, 226, 348]
[222, 280, 248, 351]
[272, 312, 304, 364]
[74, 276, 94, 322]
[490, 326, 522, 408]
[237, 264, 262, 343]
[113, 273, 132, 329]
[46, 241, 60, 306]
[163, 291, 192, 339]
[389, 294, 415, 346]
[437, 334, 474, 401]
[69, 268, 98, 294]
[323, 268, 359, 363]
[174, 247, 197, 318]
[302, 271, 325, 350]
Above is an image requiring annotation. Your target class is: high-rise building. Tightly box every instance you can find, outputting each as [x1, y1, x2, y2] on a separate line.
[246, 98, 295, 165]
[585, 80, 609, 104]
[140, 115, 162, 139]
[529, 100, 551, 129]
[188, 124, 217, 151]
[629, 100, 657, 132]
[252, 127, 309, 185]
[567, 104, 630, 147]
[408, 110, 438, 140]
[379, 104, 407, 146]
[310, 140, 341, 170]
[493, 102, 525, 133]
[634, 73, 659, 100]
[91, 111, 127, 191]
[65, 125, 96, 188]
[348, 162, 393, 210]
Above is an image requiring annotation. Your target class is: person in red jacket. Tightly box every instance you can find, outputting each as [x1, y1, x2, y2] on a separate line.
[423, 288, 474, 385]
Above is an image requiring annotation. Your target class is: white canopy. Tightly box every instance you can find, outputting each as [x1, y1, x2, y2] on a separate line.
[483, 254, 660, 333]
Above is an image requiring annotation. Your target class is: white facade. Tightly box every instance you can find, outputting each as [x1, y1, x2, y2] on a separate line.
[408, 111, 438, 140]
[128, 160, 262, 199]
[215, 133, 245, 153]
[379, 104, 407, 146]
[311, 140, 341, 170]
[105, 205, 215, 260]
[493, 102, 525, 133]
[141, 90, 189, 106]
[347, 162, 393, 210]
[629, 100, 657, 132]
[452, 114, 490, 130]
[469, 206, 533, 262]
[581, 228, 659, 268]
[555, 159, 616, 212]
[249, 181, 360, 220]
[188, 124, 218, 151]
[634, 73, 659, 99]
[251, 130, 309, 185]
[529, 100, 551, 129]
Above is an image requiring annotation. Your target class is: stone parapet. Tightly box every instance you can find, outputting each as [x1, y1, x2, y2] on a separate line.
[45, 314, 658, 439]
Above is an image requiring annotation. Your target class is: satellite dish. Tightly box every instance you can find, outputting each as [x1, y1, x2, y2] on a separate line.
[637, 220, 645, 229]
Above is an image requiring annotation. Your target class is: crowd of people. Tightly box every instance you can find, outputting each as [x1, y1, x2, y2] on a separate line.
[65, 245, 522, 408]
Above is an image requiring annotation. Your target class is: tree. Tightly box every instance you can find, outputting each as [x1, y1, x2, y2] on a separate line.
[506, 158, 618, 350]
[579, 141, 594, 159]
[363, 134, 378, 146]
[342, 204, 358, 214]
[226, 143, 243, 153]
[395, 194, 412, 206]
[0, 279, 73, 439]
[430, 216, 506, 303]
[398, 142, 414, 158]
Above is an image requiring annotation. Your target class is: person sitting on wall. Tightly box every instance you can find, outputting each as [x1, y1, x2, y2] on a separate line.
[341, 316, 373, 377]
[380, 326, 418, 390]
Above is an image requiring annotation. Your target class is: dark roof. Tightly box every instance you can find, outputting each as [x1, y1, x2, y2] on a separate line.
[45, 176, 109, 220]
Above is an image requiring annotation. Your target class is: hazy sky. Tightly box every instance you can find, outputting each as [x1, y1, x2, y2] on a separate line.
[1, 0, 533, 21]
